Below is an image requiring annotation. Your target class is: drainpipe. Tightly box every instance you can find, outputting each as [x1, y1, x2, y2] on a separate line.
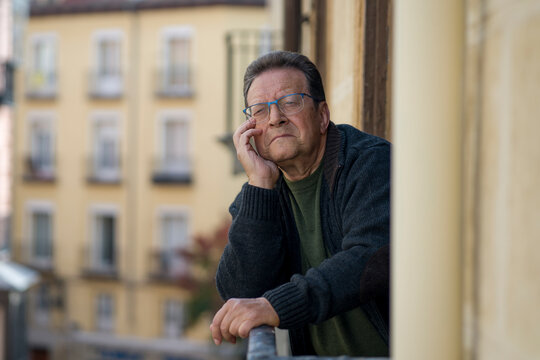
[392, 2, 464, 360]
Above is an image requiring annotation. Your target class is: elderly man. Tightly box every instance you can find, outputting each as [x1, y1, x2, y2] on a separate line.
[211, 51, 390, 357]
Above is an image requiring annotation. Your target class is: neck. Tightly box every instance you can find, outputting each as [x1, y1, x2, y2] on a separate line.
[280, 137, 327, 182]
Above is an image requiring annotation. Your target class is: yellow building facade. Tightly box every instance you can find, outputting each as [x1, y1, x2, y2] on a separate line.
[12, 1, 271, 359]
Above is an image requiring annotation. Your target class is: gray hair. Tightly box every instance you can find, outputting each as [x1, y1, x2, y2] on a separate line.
[243, 51, 326, 106]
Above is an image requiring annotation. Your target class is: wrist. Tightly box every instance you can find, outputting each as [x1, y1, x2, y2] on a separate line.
[248, 176, 276, 189]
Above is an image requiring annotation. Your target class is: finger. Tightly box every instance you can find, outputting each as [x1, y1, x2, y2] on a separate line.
[238, 128, 262, 148]
[233, 119, 256, 145]
[211, 303, 231, 345]
[219, 305, 238, 344]
[238, 319, 258, 339]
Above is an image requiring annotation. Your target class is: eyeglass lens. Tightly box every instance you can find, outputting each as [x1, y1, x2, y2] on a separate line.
[246, 94, 305, 122]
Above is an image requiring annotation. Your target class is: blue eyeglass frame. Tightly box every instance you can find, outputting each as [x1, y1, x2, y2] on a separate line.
[242, 93, 319, 118]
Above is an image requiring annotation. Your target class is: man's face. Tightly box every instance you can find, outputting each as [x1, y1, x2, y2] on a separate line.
[246, 68, 329, 168]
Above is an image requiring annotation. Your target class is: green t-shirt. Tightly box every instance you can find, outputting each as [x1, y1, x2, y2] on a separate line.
[285, 162, 388, 357]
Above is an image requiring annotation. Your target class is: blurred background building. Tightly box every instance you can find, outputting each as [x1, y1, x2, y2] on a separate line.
[3, 0, 540, 360]
[9, 0, 275, 359]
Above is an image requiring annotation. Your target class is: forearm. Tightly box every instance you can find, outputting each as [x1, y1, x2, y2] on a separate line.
[263, 241, 388, 329]
[216, 184, 286, 299]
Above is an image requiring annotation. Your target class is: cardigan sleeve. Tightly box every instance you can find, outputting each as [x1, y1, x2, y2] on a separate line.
[215, 182, 288, 300]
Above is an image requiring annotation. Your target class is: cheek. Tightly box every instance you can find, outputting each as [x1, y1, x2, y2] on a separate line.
[253, 136, 265, 154]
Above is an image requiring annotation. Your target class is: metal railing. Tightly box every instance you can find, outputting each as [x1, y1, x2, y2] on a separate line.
[85, 156, 122, 184]
[147, 248, 189, 282]
[151, 156, 192, 184]
[13, 241, 55, 273]
[25, 70, 58, 99]
[23, 154, 56, 182]
[88, 70, 124, 99]
[80, 244, 118, 279]
[247, 326, 388, 360]
[154, 66, 194, 98]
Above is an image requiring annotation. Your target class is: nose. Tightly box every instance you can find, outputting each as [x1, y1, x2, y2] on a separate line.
[267, 102, 288, 127]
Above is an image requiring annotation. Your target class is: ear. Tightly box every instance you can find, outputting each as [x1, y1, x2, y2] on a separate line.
[318, 101, 330, 134]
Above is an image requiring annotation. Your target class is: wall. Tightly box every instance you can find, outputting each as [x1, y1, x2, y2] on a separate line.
[464, 0, 540, 359]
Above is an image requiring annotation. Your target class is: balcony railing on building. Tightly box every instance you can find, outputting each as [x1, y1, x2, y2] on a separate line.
[86, 156, 122, 184]
[23, 154, 56, 182]
[155, 65, 193, 98]
[147, 247, 189, 283]
[14, 242, 54, 273]
[151, 156, 192, 184]
[25, 70, 57, 99]
[81, 244, 118, 279]
[88, 70, 124, 99]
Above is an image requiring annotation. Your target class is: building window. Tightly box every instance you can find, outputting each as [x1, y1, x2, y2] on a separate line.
[90, 30, 123, 98]
[152, 111, 192, 184]
[163, 299, 184, 338]
[86, 206, 118, 277]
[155, 208, 190, 279]
[34, 284, 50, 326]
[89, 112, 120, 183]
[26, 113, 55, 181]
[25, 201, 54, 270]
[95, 293, 114, 333]
[26, 33, 57, 98]
[157, 27, 193, 97]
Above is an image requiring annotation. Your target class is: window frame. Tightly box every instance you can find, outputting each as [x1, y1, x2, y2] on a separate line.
[27, 32, 58, 96]
[162, 299, 185, 338]
[91, 29, 124, 97]
[154, 206, 191, 277]
[25, 200, 54, 269]
[27, 111, 56, 178]
[95, 293, 114, 333]
[157, 109, 193, 178]
[89, 111, 121, 182]
[88, 205, 119, 274]
[160, 26, 194, 95]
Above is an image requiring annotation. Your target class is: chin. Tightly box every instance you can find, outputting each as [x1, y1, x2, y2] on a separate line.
[266, 150, 298, 165]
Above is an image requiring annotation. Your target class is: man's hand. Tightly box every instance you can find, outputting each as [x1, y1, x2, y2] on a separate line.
[233, 119, 279, 189]
[210, 297, 279, 345]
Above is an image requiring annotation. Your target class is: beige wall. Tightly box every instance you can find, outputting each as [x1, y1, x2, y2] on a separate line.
[464, 0, 540, 359]
[325, 0, 362, 127]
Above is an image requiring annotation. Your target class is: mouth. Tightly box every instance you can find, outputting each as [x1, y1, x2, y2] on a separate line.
[269, 134, 294, 145]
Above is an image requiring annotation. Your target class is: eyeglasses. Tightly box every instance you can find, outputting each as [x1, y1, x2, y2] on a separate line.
[243, 93, 318, 123]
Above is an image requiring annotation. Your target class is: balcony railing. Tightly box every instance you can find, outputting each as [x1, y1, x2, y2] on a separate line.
[13, 242, 54, 273]
[81, 244, 118, 279]
[85, 156, 122, 184]
[151, 156, 192, 184]
[147, 247, 189, 283]
[88, 70, 124, 99]
[247, 326, 387, 360]
[25, 71, 58, 99]
[154, 66, 193, 98]
[23, 155, 56, 182]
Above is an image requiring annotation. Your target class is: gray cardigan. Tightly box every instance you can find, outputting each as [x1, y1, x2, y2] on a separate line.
[216, 122, 391, 355]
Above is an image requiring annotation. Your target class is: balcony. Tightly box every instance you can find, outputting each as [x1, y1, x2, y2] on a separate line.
[85, 156, 122, 184]
[81, 245, 118, 280]
[151, 156, 192, 184]
[154, 66, 193, 98]
[25, 71, 58, 99]
[23, 155, 56, 182]
[147, 247, 190, 283]
[88, 71, 124, 99]
[13, 242, 54, 274]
